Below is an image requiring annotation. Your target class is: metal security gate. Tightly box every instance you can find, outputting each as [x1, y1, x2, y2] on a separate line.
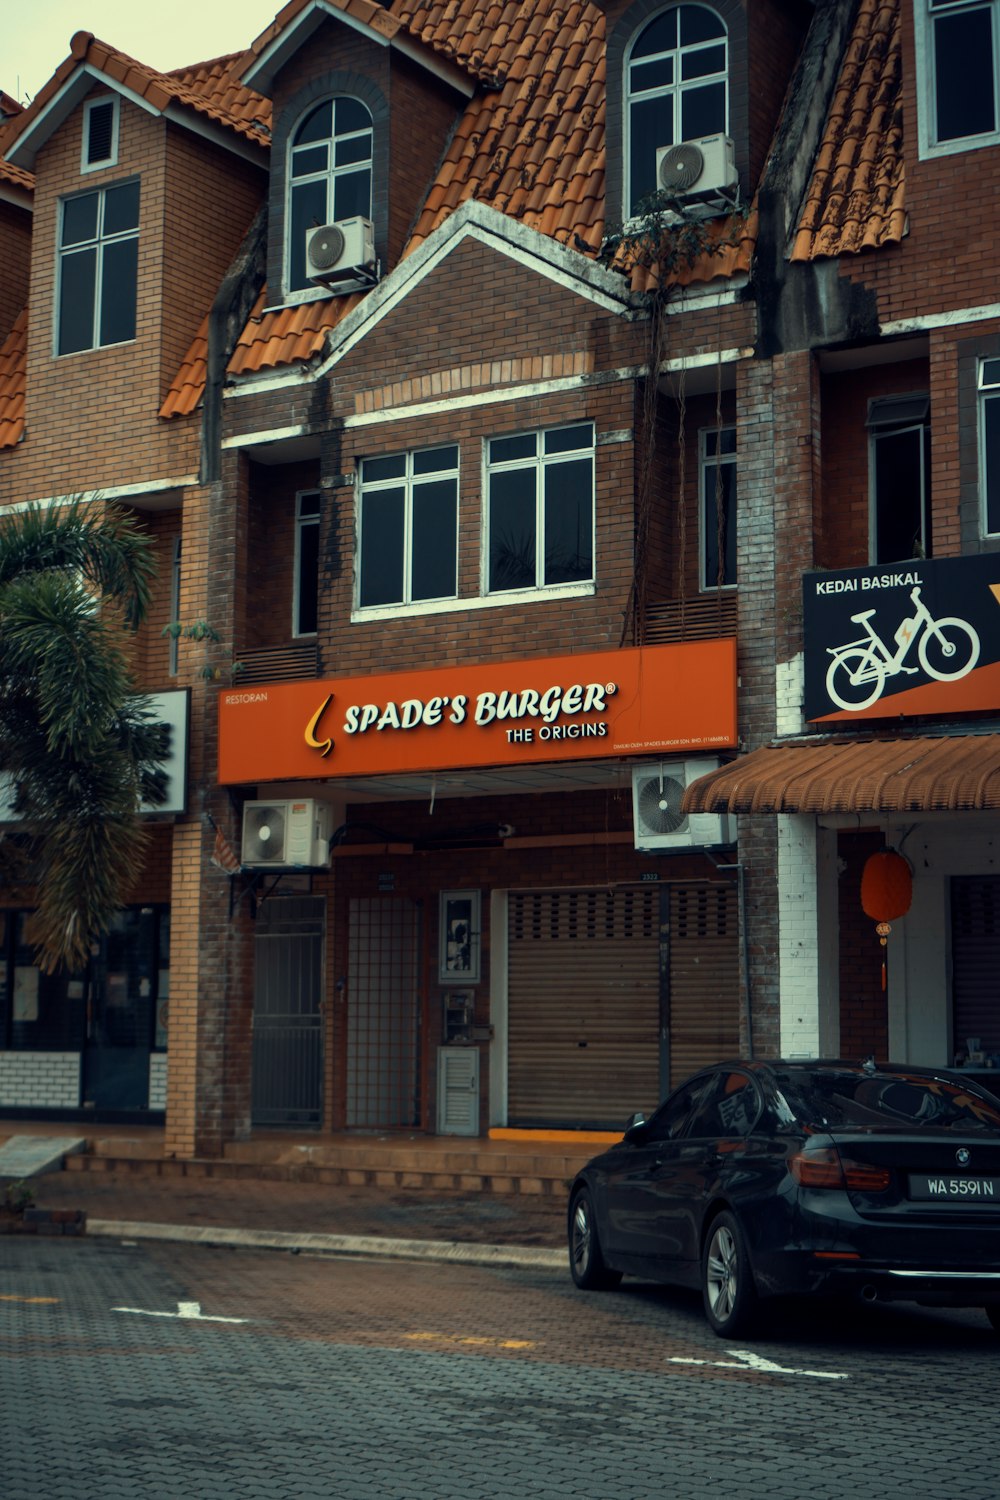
[506, 884, 741, 1128]
[951, 876, 1000, 1056]
[347, 897, 422, 1128]
[507, 889, 661, 1128]
[252, 896, 325, 1126]
[666, 884, 740, 1088]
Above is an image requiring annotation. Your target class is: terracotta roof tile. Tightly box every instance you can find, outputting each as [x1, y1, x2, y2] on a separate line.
[0, 309, 27, 450]
[790, 0, 905, 263]
[3, 31, 270, 163]
[407, 1, 606, 256]
[0, 114, 33, 193]
[683, 735, 1000, 815]
[158, 314, 210, 419]
[167, 0, 759, 400]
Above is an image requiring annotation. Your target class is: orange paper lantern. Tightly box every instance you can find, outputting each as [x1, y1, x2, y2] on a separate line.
[861, 850, 913, 923]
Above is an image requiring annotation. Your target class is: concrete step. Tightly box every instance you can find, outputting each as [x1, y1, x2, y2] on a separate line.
[63, 1151, 582, 1197]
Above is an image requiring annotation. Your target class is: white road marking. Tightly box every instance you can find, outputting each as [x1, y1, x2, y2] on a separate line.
[112, 1300, 249, 1324]
[667, 1348, 848, 1380]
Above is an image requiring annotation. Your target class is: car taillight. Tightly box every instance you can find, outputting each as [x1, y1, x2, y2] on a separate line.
[790, 1148, 890, 1192]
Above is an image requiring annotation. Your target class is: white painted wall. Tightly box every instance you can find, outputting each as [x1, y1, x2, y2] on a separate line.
[778, 817, 839, 1057]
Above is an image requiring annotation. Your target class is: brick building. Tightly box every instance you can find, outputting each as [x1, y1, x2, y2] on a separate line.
[2, 0, 1000, 1153]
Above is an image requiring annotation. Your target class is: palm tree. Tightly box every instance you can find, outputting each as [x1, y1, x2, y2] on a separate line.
[0, 499, 168, 972]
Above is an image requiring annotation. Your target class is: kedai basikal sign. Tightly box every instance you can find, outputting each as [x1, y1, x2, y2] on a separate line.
[803, 555, 1000, 722]
[217, 641, 737, 784]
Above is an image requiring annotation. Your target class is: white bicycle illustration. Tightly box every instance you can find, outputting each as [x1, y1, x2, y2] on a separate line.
[825, 586, 980, 711]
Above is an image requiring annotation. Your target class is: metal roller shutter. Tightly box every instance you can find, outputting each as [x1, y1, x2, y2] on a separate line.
[951, 876, 1000, 1055]
[507, 889, 661, 1129]
[667, 884, 740, 1088]
[506, 884, 742, 1128]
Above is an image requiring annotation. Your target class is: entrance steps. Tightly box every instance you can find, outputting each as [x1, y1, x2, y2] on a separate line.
[1, 1124, 618, 1199]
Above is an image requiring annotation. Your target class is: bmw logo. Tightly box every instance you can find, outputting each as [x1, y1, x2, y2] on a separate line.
[956, 1148, 971, 1167]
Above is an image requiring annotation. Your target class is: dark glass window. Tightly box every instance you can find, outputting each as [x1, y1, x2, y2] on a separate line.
[57, 181, 139, 355]
[288, 97, 373, 293]
[930, 0, 998, 142]
[487, 424, 594, 594]
[643, 1075, 713, 1143]
[626, 4, 728, 214]
[701, 426, 737, 588]
[358, 446, 458, 609]
[868, 396, 931, 562]
[295, 491, 321, 636]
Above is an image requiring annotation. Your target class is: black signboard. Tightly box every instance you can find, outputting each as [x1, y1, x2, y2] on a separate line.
[802, 555, 1000, 723]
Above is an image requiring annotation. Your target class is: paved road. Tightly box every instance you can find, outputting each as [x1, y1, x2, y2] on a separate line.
[3, 1236, 999, 1499]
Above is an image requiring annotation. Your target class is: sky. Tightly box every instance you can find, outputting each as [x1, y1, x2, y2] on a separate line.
[4, 0, 283, 105]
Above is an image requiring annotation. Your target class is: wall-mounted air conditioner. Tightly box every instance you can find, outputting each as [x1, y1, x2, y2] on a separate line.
[631, 759, 734, 852]
[655, 134, 738, 209]
[241, 798, 332, 868]
[305, 217, 377, 291]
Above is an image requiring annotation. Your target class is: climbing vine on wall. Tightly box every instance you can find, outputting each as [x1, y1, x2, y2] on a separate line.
[604, 193, 748, 647]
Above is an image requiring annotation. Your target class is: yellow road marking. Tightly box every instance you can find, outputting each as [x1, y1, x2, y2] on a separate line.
[406, 1331, 536, 1350]
[0, 1295, 59, 1305]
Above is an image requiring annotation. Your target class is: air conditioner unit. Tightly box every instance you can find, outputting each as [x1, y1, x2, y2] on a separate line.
[305, 217, 376, 291]
[631, 759, 734, 852]
[241, 798, 332, 868]
[655, 134, 738, 209]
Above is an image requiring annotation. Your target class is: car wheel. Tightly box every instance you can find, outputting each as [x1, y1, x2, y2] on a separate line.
[568, 1186, 622, 1291]
[985, 1304, 1000, 1334]
[702, 1210, 759, 1337]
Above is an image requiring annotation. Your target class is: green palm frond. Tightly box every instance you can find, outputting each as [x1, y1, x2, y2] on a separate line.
[0, 498, 162, 972]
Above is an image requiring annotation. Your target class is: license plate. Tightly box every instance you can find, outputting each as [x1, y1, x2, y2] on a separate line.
[909, 1174, 1000, 1201]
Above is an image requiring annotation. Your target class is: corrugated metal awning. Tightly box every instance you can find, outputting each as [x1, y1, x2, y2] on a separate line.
[681, 735, 1000, 815]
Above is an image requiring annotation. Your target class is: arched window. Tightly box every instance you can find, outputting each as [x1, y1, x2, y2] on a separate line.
[286, 97, 373, 293]
[625, 4, 728, 216]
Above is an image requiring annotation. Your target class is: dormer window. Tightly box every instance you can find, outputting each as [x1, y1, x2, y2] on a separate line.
[626, 4, 728, 215]
[287, 97, 373, 293]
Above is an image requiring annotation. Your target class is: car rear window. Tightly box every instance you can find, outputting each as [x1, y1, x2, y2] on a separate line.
[774, 1069, 1000, 1132]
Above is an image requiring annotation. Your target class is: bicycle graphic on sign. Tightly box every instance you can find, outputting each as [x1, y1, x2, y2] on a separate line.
[825, 586, 980, 711]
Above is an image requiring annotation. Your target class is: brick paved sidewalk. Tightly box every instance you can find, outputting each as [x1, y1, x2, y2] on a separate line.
[30, 1167, 567, 1249]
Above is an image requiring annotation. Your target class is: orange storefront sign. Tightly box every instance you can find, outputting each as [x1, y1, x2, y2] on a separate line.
[217, 640, 737, 785]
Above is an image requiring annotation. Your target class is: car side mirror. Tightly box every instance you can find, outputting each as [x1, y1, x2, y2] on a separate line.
[623, 1111, 648, 1142]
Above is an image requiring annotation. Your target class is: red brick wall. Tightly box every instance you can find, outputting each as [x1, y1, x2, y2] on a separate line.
[3, 89, 263, 504]
[242, 459, 320, 650]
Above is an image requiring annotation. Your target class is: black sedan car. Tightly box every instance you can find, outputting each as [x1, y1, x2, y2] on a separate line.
[568, 1058, 1000, 1336]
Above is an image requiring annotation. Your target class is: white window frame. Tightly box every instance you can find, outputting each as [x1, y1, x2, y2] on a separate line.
[979, 359, 1000, 535]
[699, 425, 737, 590]
[356, 445, 460, 612]
[915, 0, 1000, 158]
[484, 422, 596, 597]
[866, 395, 931, 563]
[55, 180, 140, 356]
[81, 96, 119, 173]
[293, 490, 321, 638]
[439, 890, 481, 984]
[624, 3, 729, 217]
[285, 96, 373, 298]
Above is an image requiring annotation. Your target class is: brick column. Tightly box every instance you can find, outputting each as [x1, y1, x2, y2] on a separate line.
[163, 466, 255, 1158]
[736, 351, 822, 1056]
